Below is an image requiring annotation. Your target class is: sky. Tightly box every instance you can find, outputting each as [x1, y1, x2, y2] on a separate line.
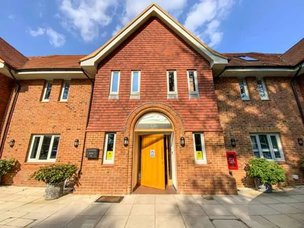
[1, 0, 303, 57]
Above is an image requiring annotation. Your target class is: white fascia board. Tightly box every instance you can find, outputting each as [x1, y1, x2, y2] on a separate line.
[15, 70, 87, 80]
[0, 62, 14, 78]
[81, 6, 227, 69]
[221, 67, 297, 77]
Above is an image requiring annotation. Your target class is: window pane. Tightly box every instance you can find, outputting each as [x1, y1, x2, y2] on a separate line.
[50, 137, 60, 159]
[39, 136, 52, 160]
[258, 135, 272, 159]
[253, 152, 261, 158]
[250, 136, 258, 150]
[30, 137, 41, 159]
[132, 72, 139, 92]
[44, 82, 52, 100]
[168, 72, 175, 92]
[111, 72, 119, 93]
[194, 134, 202, 151]
[188, 71, 196, 92]
[105, 133, 115, 161]
[257, 79, 268, 99]
[239, 80, 249, 100]
[270, 136, 281, 158]
[62, 81, 70, 100]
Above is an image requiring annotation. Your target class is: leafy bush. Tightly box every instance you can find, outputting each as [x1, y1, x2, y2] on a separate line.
[247, 158, 286, 184]
[31, 164, 77, 185]
[0, 158, 16, 177]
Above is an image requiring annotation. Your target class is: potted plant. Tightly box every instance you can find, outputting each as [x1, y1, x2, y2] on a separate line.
[247, 158, 285, 193]
[31, 164, 77, 200]
[0, 158, 16, 184]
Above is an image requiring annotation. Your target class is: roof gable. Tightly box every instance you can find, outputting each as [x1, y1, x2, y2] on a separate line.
[80, 4, 227, 74]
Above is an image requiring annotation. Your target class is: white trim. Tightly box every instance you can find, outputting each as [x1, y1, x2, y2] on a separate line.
[187, 70, 199, 97]
[239, 78, 250, 101]
[167, 70, 178, 98]
[60, 80, 70, 102]
[193, 133, 207, 165]
[250, 133, 285, 161]
[130, 71, 141, 96]
[42, 81, 52, 102]
[256, 78, 269, 100]
[80, 5, 227, 70]
[27, 135, 59, 162]
[109, 71, 120, 98]
[16, 70, 87, 80]
[103, 133, 116, 164]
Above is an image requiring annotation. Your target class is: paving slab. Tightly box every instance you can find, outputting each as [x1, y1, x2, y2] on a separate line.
[95, 215, 128, 228]
[126, 215, 154, 228]
[106, 204, 132, 216]
[130, 204, 155, 216]
[201, 204, 233, 216]
[156, 214, 185, 228]
[155, 204, 180, 215]
[182, 214, 214, 228]
[212, 219, 248, 228]
[263, 214, 304, 228]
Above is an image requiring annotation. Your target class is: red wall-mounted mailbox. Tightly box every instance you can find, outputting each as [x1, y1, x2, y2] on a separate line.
[226, 151, 238, 170]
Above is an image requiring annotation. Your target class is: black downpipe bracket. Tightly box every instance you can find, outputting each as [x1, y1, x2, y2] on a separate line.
[0, 68, 20, 158]
[291, 64, 304, 125]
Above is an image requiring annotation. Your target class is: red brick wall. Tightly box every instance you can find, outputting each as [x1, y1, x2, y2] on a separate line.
[215, 77, 304, 186]
[0, 74, 13, 136]
[88, 17, 221, 132]
[1, 79, 91, 185]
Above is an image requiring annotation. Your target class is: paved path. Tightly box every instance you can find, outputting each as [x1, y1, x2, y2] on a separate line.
[0, 186, 304, 227]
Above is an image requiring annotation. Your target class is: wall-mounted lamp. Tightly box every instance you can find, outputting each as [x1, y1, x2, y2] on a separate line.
[9, 139, 15, 148]
[124, 137, 129, 147]
[180, 137, 185, 147]
[230, 138, 236, 147]
[74, 139, 80, 148]
[298, 138, 304, 146]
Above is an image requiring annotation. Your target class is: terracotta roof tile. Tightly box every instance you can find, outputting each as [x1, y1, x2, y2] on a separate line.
[281, 38, 304, 66]
[0, 37, 28, 68]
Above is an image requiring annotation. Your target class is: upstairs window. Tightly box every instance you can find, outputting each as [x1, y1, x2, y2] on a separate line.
[250, 134, 284, 161]
[239, 79, 250, 100]
[193, 133, 207, 164]
[257, 78, 269, 100]
[28, 135, 60, 162]
[60, 80, 70, 101]
[103, 133, 116, 164]
[42, 81, 52, 102]
[110, 71, 120, 98]
[131, 71, 141, 98]
[167, 70, 177, 98]
[187, 70, 199, 97]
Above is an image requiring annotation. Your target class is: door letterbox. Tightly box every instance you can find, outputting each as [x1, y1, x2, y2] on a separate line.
[86, 148, 99, 159]
[226, 151, 238, 170]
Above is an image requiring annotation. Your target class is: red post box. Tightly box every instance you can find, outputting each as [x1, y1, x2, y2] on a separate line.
[226, 151, 238, 170]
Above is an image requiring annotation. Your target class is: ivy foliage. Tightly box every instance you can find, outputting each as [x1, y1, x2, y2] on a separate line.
[248, 158, 286, 184]
[31, 164, 77, 185]
[0, 158, 16, 177]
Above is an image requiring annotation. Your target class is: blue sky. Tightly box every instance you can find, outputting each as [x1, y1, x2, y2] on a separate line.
[1, 0, 303, 56]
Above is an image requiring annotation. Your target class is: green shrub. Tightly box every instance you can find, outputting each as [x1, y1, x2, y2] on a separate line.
[0, 158, 16, 177]
[31, 164, 77, 185]
[247, 158, 286, 185]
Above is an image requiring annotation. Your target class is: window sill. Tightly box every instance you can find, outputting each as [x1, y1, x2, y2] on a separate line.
[101, 164, 115, 167]
[25, 161, 56, 165]
[108, 95, 119, 99]
[130, 95, 140, 99]
[41, 100, 50, 103]
[59, 100, 68, 103]
[167, 94, 178, 99]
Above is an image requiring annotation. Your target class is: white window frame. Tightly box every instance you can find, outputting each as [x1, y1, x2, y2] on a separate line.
[256, 78, 269, 100]
[103, 133, 116, 164]
[27, 135, 60, 162]
[167, 70, 178, 98]
[42, 81, 52, 102]
[239, 78, 250, 100]
[187, 70, 199, 97]
[130, 71, 141, 97]
[109, 71, 120, 98]
[193, 133, 207, 164]
[250, 134, 284, 161]
[60, 80, 70, 102]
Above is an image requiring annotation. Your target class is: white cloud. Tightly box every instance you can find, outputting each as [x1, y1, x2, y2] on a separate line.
[29, 27, 66, 47]
[58, 0, 118, 42]
[184, 0, 235, 47]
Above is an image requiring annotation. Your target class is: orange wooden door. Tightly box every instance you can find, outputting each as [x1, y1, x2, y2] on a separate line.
[141, 134, 165, 189]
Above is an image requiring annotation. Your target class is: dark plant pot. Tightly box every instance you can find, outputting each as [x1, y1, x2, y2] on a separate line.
[254, 178, 272, 193]
[45, 182, 64, 200]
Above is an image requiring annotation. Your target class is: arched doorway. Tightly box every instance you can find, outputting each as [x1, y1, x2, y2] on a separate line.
[132, 112, 177, 193]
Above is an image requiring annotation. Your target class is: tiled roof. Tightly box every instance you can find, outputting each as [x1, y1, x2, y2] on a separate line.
[0, 38, 28, 68]
[21, 55, 85, 70]
[281, 38, 304, 66]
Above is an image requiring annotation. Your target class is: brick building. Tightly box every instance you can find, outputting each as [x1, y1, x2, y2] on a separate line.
[0, 4, 303, 194]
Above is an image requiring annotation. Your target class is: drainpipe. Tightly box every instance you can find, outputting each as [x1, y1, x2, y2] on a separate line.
[78, 68, 94, 176]
[290, 64, 304, 125]
[0, 67, 20, 158]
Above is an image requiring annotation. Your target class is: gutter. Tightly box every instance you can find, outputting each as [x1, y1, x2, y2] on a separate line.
[78, 69, 94, 176]
[290, 64, 304, 125]
[0, 67, 20, 158]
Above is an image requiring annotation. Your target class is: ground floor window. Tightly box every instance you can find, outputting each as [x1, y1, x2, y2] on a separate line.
[27, 135, 60, 162]
[193, 133, 207, 164]
[103, 133, 116, 164]
[250, 133, 284, 161]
